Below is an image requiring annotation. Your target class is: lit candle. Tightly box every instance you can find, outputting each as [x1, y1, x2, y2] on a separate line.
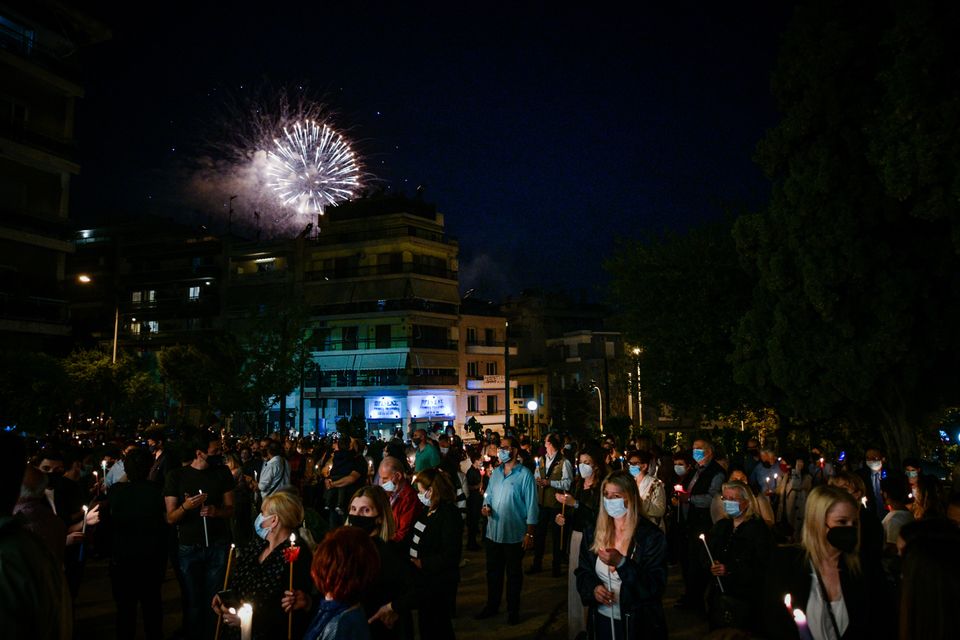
[288, 533, 297, 640]
[861, 496, 868, 508]
[785, 595, 813, 640]
[238, 603, 253, 640]
[199, 489, 209, 547]
[699, 533, 724, 593]
[673, 484, 684, 493]
[101, 459, 107, 476]
[81, 505, 88, 535]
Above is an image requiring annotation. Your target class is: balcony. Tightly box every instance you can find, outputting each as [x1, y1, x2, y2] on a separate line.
[465, 340, 517, 355]
[314, 337, 457, 351]
[310, 372, 459, 389]
[305, 262, 457, 282]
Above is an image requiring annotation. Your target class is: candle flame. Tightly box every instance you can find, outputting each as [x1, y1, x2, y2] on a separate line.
[290, 532, 296, 544]
[698, 533, 706, 541]
[793, 609, 807, 624]
[82, 505, 88, 513]
[784, 594, 792, 609]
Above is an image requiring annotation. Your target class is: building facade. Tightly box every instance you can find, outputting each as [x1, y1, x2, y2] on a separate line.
[0, 2, 108, 350]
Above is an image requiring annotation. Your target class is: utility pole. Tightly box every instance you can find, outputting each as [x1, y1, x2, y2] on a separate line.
[504, 320, 510, 435]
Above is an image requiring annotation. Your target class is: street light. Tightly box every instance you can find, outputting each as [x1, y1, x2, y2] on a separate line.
[632, 347, 642, 428]
[590, 384, 603, 433]
[526, 399, 538, 439]
[77, 274, 120, 364]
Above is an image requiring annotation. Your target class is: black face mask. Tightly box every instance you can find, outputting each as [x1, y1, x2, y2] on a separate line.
[826, 526, 858, 554]
[44, 471, 63, 489]
[348, 515, 379, 533]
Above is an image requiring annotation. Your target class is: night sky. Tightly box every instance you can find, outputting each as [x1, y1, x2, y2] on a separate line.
[72, 1, 792, 300]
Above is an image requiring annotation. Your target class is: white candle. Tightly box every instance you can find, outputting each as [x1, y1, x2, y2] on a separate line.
[699, 533, 724, 593]
[199, 489, 209, 547]
[81, 505, 88, 535]
[238, 603, 253, 640]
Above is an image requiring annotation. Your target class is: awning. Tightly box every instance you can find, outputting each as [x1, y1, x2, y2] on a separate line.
[312, 354, 356, 370]
[354, 353, 405, 370]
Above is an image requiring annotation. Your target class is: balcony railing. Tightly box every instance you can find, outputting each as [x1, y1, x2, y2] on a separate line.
[306, 262, 457, 281]
[312, 373, 459, 388]
[314, 337, 457, 351]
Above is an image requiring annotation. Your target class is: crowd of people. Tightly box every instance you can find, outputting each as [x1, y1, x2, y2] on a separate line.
[2, 424, 960, 640]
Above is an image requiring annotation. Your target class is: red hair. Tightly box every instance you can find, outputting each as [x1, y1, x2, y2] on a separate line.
[310, 526, 380, 604]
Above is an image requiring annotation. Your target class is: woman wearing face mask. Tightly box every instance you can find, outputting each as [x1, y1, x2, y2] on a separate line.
[555, 447, 606, 640]
[369, 468, 463, 639]
[212, 491, 313, 640]
[345, 486, 405, 640]
[711, 468, 775, 527]
[627, 450, 666, 532]
[701, 481, 773, 632]
[575, 470, 668, 640]
[761, 485, 887, 639]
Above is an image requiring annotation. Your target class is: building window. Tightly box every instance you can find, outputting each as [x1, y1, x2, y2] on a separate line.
[468, 395, 478, 412]
[147, 320, 159, 333]
[467, 361, 479, 378]
[466, 327, 477, 344]
[132, 291, 141, 303]
[486, 362, 498, 376]
[130, 322, 140, 336]
[376, 324, 391, 349]
[485, 328, 495, 345]
[188, 286, 200, 300]
[486, 395, 498, 414]
[146, 290, 156, 303]
[341, 326, 358, 350]
[186, 318, 200, 330]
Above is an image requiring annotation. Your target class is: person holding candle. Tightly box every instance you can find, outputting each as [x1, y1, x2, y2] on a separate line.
[109, 447, 167, 640]
[165, 432, 235, 640]
[529, 433, 574, 577]
[828, 471, 885, 571]
[213, 491, 313, 640]
[464, 448, 484, 551]
[701, 480, 773, 632]
[760, 485, 887, 639]
[629, 450, 666, 532]
[555, 446, 605, 640]
[575, 469, 668, 639]
[376, 456, 422, 547]
[368, 468, 463, 639]
[676, 439, 725, 612]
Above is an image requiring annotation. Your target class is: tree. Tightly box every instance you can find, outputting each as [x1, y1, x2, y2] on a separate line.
[732, 0, 960, 462]
[0, 350, 69, 433]
[606, 218, 758, 419]
[62, 349, 161, 428]
[157, 344, 219, 419]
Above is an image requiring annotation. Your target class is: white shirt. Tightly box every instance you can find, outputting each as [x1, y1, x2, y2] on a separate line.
[596, 557, 622, 620]
[806, 566, 849, 640]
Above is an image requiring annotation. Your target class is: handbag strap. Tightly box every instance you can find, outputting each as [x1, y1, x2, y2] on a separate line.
[813, 563, 844, 640]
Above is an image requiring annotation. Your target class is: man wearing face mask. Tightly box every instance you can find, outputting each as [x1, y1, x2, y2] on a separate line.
[377, 455, 422, 545]
[476, 436, 539, 625]
[146, 429, 171, 487]
[258, 440, 291, 498]
[413, 428, 441, 473]
[676, 439, 724, 611]
[856, 446, 890, 520]
[164, 432, 235, 640]
[529, 433, 574, 577]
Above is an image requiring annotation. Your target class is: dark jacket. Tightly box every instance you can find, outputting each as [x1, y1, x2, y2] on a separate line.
[759, 545, 887, 640]
[703, 516, 773, 601]
[575, 517, 668, 640]
[396, 501, 463, 612]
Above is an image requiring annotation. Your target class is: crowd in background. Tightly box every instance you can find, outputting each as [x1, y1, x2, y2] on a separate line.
[2, 423, 960, 640]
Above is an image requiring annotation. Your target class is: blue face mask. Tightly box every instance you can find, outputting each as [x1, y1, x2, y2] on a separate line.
[418, 490, 432, 507]
[692, 449, 705, 463]
[905, 470, 918, 479]
[628, 465, 641, 478]
[603, 497, 628, 519]
[578, 463, 594, 478]
[674, 464, 687, 476]
[254, 513, 275, 540]
[723, 500, 743, 518]
[381, 479, 397, 493]
[497, 449, 512, 464]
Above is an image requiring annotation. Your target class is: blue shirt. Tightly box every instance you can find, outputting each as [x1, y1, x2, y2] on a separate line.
[484, 462, 539, 544]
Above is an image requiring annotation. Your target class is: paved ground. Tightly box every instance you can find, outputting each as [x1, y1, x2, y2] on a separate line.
[75, 544, 708, 639]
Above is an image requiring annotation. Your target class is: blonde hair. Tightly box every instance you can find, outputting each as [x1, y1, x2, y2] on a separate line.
[349, 485, 396, 542]
[262, 491, 305, 529]
[801, 485, 860, 575]
[591, 470, 640, 554]
[722, 480, 758, 519]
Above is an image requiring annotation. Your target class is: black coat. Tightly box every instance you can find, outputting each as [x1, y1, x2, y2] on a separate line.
[759, 545, 889, 640]
[703, 516, 773, 602]
[575, 517, 668, 640]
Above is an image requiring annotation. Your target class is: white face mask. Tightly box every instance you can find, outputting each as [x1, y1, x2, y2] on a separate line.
[578, 463, 593, 478]
[867, 460, 883, 472]
[381, 479, 397, 493]
[603, 497, 628, 519]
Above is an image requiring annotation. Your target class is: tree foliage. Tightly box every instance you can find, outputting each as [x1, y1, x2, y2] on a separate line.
[606, 218, 757, 419]
[0, 350, 69, 432]
[62, 349, 161, 426]
[732, 0, 960, 461]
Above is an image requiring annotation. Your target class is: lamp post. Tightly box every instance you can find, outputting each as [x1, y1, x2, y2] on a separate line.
[77, 274, 120, 364]
[590, 384, 603, 433]
[526, 399, 538, 440]
[632, 347, 642, 428]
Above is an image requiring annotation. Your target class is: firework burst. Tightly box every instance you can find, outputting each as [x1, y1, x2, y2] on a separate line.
[265, 120, 361, 214]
